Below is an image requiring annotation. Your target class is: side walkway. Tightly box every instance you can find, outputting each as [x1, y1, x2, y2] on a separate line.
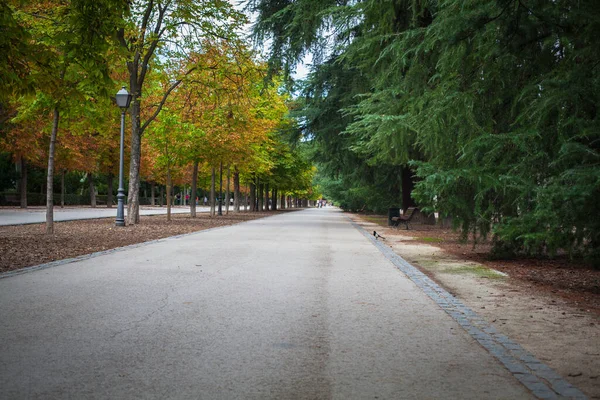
[0, 206, 202, 226]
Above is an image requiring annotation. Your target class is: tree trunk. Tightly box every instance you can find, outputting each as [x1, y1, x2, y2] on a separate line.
[61, 169, 65, 208]
[165, 137, 172, 221]
[225, 166, 231, 215]
[280, 193, 285, 210]
[272, 188, 278, 211]
[150, 181, 155, 206]
[233, 168, 240, 213]
[210, 167, 216, 217]
[258, 182, 264, 212]
[244, 189, 248, 212]
[159, 185, 164, 207]
[264, 183, 269, 211]
[401, 165, 416, 212]
[18, 156, 27, 208]
[88, 173, 96, 208]
[46, 107, 59, 234]
[217, 161, 223, 216]
[126, 99, 142, 225]
[190, 161, 198, 218]
[250, 180, 256, 212]
[107, 173, 114, 208]
[166, 171, 172, 222]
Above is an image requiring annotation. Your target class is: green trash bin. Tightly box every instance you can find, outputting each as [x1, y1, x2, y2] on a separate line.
[388, 207, 400, 226]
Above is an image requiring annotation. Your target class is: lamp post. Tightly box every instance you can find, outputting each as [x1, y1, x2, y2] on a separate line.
[115, 87, 132, 226]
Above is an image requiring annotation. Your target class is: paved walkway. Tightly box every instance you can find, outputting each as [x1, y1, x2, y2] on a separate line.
[0, 206, 204, 226]
[0, 208, 583, 399]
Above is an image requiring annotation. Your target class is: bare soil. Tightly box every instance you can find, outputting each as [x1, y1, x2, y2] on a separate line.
[0, 211, 287, 273]
[352, 213, 600, 399]
[358, 213, 600, 314]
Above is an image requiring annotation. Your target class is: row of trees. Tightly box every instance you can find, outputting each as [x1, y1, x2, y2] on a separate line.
[251, 0, 600, 261]
[1, 0, 318, 232]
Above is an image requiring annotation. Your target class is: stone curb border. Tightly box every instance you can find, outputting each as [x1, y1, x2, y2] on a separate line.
[0, 214, 277, 280]
[348, 217, 587, 400]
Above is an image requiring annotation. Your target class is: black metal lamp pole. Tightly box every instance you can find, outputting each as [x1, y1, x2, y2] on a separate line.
[115, 87, 132, 227]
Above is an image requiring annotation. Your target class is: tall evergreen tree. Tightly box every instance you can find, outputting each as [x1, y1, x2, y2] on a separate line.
[251, 0, 600, 260]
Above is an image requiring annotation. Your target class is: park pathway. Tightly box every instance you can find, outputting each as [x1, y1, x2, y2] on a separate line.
[0, 206, 201, 226]
[0, 208, 541, 399]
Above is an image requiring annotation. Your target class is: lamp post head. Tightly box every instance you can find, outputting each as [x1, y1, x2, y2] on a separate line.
[116, 87, 132, 109]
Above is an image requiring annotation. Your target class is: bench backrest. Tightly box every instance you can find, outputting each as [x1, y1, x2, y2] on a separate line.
[404, 207, 417, 219]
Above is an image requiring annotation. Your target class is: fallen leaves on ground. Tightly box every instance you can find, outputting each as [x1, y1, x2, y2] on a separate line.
[0, 211, 287, 273]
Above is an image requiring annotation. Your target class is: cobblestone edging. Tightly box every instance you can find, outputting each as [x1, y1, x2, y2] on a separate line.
[350, 219, 587, 400]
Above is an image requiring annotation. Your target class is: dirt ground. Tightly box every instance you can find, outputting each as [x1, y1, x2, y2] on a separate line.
[0, 210, 285, 273]
[351, 213, 600, 399]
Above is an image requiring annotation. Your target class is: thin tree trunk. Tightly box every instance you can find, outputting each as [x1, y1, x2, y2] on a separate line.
[244, 189, 248, 212]
[218, 161, 223, 216]
[280, 193, 285, 210]
[190, 161, 198, 218]
[46, 107, 60, 234]
[165, 138, 172, 221]
[225, 166, 231, 215]
[210, 167, 216, 217]
[250, 180, 256, 212]
[88, 173, 96, 208]
[258, 182, 264, 212]
[264, 183, 269, 211]
[272, 188, 277, 211]
[18, 156, 27, 208]
[126, 99, 141, 225]
[233, 168, 240, 213]
[150, 181, 155, 206]
[107, 173, 114, 208]
[159, 185, 164, 207]
[166, 170, 172, 222]
[61, 169, 65, 208]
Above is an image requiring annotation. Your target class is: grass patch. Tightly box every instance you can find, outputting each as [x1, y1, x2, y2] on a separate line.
[444, 264, 506, 279]
[415, 259, 448, 271]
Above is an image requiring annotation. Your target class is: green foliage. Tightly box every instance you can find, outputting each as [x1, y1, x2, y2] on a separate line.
[253, 0, 600, 261]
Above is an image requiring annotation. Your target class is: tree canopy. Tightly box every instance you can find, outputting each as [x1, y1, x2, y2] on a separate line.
[1, 0, 317, 227]
[250, 0, 600, 261]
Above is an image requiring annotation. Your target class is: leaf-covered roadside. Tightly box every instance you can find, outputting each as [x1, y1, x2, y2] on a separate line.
[0, 211, 290, 273]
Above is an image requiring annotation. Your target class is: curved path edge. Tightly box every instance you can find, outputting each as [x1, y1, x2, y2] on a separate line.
[348, 216, 587, 400]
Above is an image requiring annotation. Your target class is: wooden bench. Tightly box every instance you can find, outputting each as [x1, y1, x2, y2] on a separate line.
[391, 207, 417, 230]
